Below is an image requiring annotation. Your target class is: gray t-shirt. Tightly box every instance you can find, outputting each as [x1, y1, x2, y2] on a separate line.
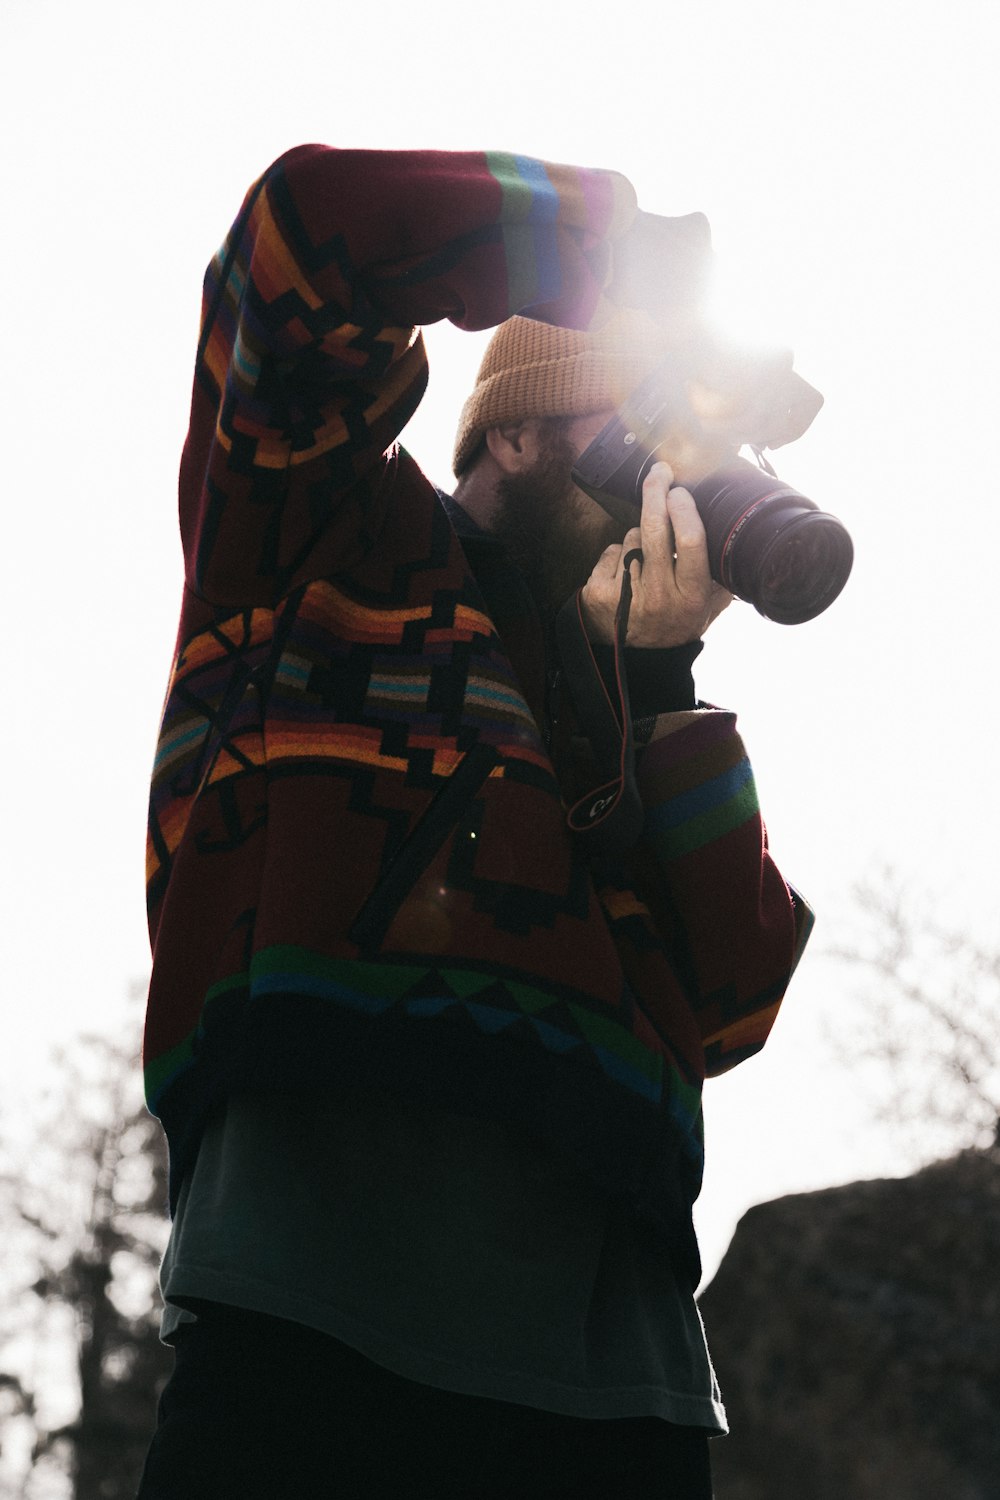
[159, 1085, 726, 1431]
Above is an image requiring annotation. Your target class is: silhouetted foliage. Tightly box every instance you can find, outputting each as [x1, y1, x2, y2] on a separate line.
[0, 1022, 171, 1499]
[833, 869, 1000, 1158]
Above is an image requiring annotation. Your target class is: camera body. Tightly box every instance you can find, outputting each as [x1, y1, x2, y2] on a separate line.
[571, 339, 853, 624]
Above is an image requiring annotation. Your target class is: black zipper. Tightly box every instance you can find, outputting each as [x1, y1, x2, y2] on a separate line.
[349, 740, 498, 950]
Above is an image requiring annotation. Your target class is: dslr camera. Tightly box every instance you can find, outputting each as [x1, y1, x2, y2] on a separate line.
[571, 337, 852, 624]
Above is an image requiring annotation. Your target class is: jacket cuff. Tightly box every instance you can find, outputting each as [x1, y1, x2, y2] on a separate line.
[591, 640, 703, 716]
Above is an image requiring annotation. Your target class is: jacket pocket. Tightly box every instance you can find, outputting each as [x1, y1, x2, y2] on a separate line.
[349, 741, 498, 950]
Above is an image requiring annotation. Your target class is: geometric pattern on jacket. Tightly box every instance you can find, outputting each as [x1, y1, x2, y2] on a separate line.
[144, 145, 810, 1288]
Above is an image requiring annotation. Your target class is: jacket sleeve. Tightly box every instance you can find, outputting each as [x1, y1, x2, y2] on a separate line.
[178, 146, 640, 606]
[631, 707, 813, 1076]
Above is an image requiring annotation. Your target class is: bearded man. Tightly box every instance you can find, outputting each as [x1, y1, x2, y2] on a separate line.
[138, 145, 811, 1500]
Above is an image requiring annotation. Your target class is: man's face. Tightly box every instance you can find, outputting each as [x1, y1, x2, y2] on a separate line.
[489, 409, 625, 616]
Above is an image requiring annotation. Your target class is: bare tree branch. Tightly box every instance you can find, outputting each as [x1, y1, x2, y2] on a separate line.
[828, 867, 1000, 1155]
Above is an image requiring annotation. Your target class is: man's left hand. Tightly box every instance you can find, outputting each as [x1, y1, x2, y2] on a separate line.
[580, 461, 732, 647]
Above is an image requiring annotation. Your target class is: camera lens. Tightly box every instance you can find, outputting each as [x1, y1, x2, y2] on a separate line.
[689, 459, 853, 624]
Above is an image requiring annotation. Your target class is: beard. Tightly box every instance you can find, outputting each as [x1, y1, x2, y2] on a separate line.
[487, 423, 622, 619]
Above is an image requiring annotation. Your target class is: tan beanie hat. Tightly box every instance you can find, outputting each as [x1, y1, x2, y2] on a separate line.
[452, 309, 677, 475]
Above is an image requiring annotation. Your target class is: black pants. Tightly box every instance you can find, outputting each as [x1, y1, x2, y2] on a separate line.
[137, 1302, 714, 1499]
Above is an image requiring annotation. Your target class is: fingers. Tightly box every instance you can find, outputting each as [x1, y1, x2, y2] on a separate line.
[585, 461, 731, 646]
[634, 461, 708, 600]
[619, 528, 643, 579]
[580, 539, 627, 643]
[638, 461, 674, 568]
[664, 483, 713, 597]
[591, 541, 624, 583]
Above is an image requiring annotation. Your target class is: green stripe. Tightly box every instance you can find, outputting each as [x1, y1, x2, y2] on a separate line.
[145, 972, 249, 1104]
[651, 783, 759, 860]
[251, 945, 433, 997]
[144, 1033, 195, 1103]
[507, 980, 558, 1016]
[485, 150, 540, 313]
[484, 150, 534, 222]
[204, 970, 250, 1004]
[569, 1004, 663, 1085]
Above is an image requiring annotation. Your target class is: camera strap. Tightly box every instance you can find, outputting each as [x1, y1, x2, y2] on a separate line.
[555, 558, 645, 858]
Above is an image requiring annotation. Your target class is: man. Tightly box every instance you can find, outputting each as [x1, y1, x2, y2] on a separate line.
[138, 146, 811, 1498]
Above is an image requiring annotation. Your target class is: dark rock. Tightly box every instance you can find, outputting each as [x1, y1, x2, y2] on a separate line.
[698, 1150, 1000, 1500]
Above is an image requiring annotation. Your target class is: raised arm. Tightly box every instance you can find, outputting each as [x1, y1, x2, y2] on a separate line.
[180, 146, 642, 605]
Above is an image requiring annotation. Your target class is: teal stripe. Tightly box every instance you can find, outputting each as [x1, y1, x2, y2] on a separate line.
[253, 968, 397, 1015]
[464, 1001, 520, 1035]
[590, 1044, 661, 1103]
[227, 258, 246, 300]
[276, 659, 312, 684]
[153, 720, 206, 770]
[529, 1016, 583, 1054]
[466, 683, 530, 714]
[232, 331, 260, 382]
[369, 678, 429, 698]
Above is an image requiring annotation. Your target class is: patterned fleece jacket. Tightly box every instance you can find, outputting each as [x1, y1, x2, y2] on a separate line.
[144, 146, 811, 1285]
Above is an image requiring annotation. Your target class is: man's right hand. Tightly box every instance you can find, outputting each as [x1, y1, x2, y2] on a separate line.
[580, 461, 731, 649]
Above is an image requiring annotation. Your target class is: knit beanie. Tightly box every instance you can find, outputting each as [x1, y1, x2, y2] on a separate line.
[452, 309, 678, 476]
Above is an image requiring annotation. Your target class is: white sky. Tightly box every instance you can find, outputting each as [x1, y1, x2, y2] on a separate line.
[2, 0, 998, 1279]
